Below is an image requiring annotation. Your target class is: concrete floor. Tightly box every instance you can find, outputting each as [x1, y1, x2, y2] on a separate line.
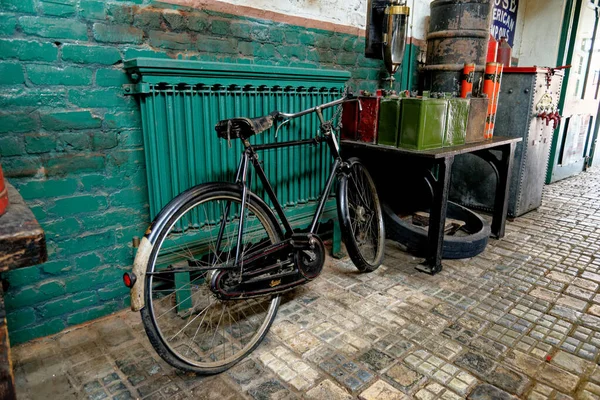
[13, 168, 600, 400]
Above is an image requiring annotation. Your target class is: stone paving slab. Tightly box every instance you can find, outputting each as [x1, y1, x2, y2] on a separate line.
[12, 168, 600, 399]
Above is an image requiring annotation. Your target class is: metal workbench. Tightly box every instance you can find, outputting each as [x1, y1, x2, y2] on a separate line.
[341, 136, 522, 275]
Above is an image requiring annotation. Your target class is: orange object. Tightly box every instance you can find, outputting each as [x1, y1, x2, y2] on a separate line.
[0, 163, 8, 216]
[487, 34, 498, 63]
[497, 36, 512, 67]
[460, 63, 475, 98]
[483, 62, 503, 139]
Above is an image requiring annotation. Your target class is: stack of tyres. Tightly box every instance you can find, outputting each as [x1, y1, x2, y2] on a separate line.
[398, 98, 447, 150]
[377, 96, 402, 146]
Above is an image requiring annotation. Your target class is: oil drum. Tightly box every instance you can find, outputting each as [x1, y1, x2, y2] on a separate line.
[423, 0, 493, 94]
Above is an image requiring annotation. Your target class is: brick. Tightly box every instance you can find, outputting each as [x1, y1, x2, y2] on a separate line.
[1, 156, 41, 178]
[58, 131, 91, 150]
[75, 253, 102, 269]
[44, 217, 81, 240]
[78, 0, 105, 20]
[163, 11, 187, 30]
[98, 282, 128, 301]
[270, 28, 285, 44]
[118, 129, 143, 147]
[6, 307, 36, 330]
[279, 45, 307, 60]
[337, 52, 357, 66]
[1, 0, 36, 13]
[0, 88, 66, 108]
[80, 174, 128, 191]
[107, 149, 144, 170]
[39, 291, 98, 318]
[0, 62, 24, 84]
[211, 20, 230, 35]
[9, 318, 65, 345]
[64, 264, 118, 293]
[95, 69, 130, 87]
[19, 16, 88, 40]
[0, 136, 24, 156]
[197, 37, 237, 54]
[149, 30, 193, 50]
[186, 14, 207, 32]
[93, 23, 143, 44]
[79, 208, 143, 231]
[106, 3, 133, 24]
[62, 44, 121, 65]
[46, 153, 106, 176]
[92, 132, 117, 150]
[40, 0, 76, 17]
[42, 259, 71, 275]
[123, 48, 170, 60]
[29, 204, 46, 221]
[104, 111, 139, 129]
[25, 134, 55, 154]
[67, 303, 119, 326]
[0, 14, 17, 36]
[68, 88, 132, 108]
[41, 110, 101, 131]
[110, 187, 147, 207]
[3, 266, 40, 287]
[230, 21, 252, 40]
[18, 178, 78, 200]
[27, 65, 92, 86]
[132, 8, 163, 30]
[48, 194, 107, 215]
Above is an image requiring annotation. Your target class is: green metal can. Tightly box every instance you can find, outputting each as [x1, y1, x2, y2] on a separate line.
[377, 96, 402, 146]
[444, 98, 469, 147]
[399, 97, 447, 150]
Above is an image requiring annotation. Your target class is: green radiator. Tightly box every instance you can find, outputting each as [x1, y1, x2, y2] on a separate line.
[123, 58, 350, 223]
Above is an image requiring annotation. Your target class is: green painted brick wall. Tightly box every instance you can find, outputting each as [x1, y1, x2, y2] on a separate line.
[0, 0, 420, 345]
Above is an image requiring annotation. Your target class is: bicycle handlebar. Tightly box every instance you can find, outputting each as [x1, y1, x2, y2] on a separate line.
[275, 95, 361, 121]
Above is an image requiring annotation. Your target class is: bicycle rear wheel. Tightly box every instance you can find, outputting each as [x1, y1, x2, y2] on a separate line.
[140, 184, 282, 374]
[337, 158, 385, 272]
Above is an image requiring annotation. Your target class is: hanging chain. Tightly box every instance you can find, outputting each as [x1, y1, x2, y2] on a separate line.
[328, 86, 348, 134]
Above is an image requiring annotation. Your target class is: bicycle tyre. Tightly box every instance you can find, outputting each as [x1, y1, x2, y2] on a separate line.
[337, 157, 385, 272]
[140, 183, 282, 374]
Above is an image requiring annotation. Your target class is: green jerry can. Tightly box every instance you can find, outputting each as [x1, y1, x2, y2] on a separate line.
[399, 98, 447, 150]
[377, 96, 402, 146]
[444, 98, 469, 147]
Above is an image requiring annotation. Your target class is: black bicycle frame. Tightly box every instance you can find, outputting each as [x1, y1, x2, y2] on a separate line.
[212, 96, 360, 267]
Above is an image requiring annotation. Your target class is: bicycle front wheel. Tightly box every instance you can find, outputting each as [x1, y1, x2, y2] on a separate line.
[140, 184, 282, 374]
[337, 158, 385, 272]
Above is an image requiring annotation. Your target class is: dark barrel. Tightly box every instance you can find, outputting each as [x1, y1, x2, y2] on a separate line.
[424, 0, 493, 94]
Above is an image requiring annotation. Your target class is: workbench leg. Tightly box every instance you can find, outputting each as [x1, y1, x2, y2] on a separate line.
[417, 156, 454, 275]
[491, 142, 516, 239]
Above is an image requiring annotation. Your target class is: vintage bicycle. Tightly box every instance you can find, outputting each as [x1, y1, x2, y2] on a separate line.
[124, 94, 385, 373]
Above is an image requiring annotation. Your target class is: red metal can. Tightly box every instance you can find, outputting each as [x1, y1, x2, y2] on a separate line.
[460, 63, 475, 98]
[486, 34, 498, 63]
[357, 95, 381, 143]
[0, 162, 8, 216]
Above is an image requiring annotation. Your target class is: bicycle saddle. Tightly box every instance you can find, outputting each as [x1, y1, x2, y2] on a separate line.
[215, 111, 279, 141]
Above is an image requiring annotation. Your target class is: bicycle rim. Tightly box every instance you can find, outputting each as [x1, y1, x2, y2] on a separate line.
[144, 190, 281, 372]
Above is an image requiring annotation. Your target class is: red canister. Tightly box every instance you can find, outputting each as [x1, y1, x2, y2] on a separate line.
[0, 162, 8, 216]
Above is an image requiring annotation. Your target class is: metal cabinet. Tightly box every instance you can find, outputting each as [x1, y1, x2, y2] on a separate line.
[450, 68, 564, 217]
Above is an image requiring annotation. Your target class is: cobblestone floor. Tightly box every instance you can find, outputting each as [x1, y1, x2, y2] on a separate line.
[13, 168, 600, 399]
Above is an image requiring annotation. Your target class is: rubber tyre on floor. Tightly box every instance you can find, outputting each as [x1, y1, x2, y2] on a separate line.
[382, 201, 490, 259]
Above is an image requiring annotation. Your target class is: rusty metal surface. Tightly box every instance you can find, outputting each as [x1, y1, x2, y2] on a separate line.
[0, 183, 47, 272]
[450, 70, 564, 217]
[357, 96, 381, 143]
[465, 97, 488, 143]
[425, 0, 493, 94]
